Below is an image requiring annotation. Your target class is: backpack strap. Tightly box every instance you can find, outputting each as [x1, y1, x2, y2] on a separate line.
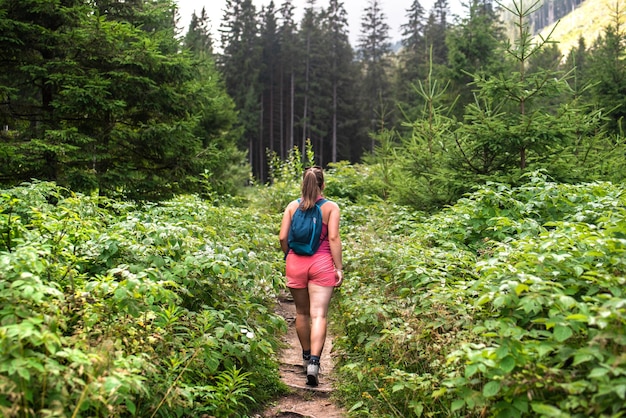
[315, 198, 327, 208]
[296, 197, 327, 210]
[316, 198, 328, 241]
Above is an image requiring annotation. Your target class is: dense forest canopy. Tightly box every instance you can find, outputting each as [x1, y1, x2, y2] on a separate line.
[0, 0, 245, 200]
[1, 0, 625, 203]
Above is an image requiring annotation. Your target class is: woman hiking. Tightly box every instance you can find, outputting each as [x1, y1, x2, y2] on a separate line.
[279, 166, 343, 387]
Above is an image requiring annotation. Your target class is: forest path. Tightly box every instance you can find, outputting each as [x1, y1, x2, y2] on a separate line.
[259, 292, 347, 418]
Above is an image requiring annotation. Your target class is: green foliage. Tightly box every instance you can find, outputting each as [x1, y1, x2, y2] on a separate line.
[392, 55, 463, 210]
[332, 173, 626, 417]
[584, 4, 626, 136]
[252, 141, 318, 212]
[382, 0, 626, 212]
[0, 0, 244, 200]
[323, 162, 389, 203]
[0, 182, 286, 417]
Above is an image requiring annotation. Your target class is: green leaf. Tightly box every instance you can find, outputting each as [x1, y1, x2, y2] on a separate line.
[536, 343, 555, 358]
[126, 399, 136, 415]
[513, 398, 529, 412]
[553, 325, 573, 342]
[514, 283, 529, 295]
[348, 401, 364, 412]
[410, 400, 424, 416]
[588, 367, 609, 378]
[483, 381, 501, 398]
[531, 403, 564, 416]
[431, 387, 447, 398]
[104, 376, 122, 394]
[573, 352, 594, 366]
[565, 313, 588, 322]
[465, 364, 479, 378]
[500, 355, 516, 373]
[451, 399, 465, 412]
[17, 365, 31, 381]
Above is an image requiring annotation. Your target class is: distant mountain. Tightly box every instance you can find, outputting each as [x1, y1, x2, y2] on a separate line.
[500, 0, 584, 38]
[529, 0, 586, 33]
[500, 0, 618, 55]
[537, 0, 620, 55]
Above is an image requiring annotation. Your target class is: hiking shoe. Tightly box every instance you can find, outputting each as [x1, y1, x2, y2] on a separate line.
[303, 359, 309, 374]
[306, 363, 320, 386]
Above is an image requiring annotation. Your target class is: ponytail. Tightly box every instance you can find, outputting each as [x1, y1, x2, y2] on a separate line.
[300, 166, 324, 210]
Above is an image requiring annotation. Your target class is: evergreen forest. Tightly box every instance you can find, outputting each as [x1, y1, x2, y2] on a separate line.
[1, 0, 625, 416]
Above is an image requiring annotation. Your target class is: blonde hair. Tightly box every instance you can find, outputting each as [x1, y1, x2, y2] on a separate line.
[300, 166, 324, 210]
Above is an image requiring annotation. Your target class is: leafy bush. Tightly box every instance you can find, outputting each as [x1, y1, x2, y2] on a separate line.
[324, 162, 389, 203]
[0, 182, 287, 417]
[332, 175, 626, 417]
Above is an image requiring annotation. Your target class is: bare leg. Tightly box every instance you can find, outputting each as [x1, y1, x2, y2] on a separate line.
[289, 287, 311, 352]
[307, 283, 334, 357]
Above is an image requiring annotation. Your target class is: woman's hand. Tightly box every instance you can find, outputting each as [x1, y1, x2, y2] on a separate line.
[334, 268, 344, 287]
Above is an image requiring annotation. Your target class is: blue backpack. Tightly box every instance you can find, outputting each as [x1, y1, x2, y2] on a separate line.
[288, 198, 328, 255]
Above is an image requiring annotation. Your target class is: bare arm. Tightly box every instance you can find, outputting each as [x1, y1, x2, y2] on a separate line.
[326, 202, 343, 286]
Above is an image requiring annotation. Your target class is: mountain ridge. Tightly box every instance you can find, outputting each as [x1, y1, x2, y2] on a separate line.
[537, 0, 622, 56]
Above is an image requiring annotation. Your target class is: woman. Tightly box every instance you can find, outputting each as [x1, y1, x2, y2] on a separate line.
[279, 166, 343, 387]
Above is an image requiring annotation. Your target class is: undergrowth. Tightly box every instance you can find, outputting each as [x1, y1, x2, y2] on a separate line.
[332, 172, 626, 417]
[0, 181, 287, 417]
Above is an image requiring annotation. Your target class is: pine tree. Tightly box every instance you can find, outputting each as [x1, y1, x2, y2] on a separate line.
[321, 0, 357, 162]
[259, 1, 280, 180]
[0, 0, 241, 198]
[396, 0, 427, 119]
[219, 0, 262, 176]
[446, 0, 507, 116]
[453, 0, 611, 178]
[298, 0, 329, 161]
[184, 8, 213, 56]
[423, 0, 449, 66]
[357, 0, 393, 152]
[277, 0, 298, 157]
[564, 36, 589, 100]
[586, 4, 626, 135]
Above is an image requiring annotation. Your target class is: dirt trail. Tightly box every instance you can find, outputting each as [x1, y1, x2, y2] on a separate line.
[259, 292, 347, 418]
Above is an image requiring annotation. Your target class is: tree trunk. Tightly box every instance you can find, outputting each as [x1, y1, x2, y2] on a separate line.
[289, 71, 295, 151]
[259, 97, 265, 181]
[269, 66, 275, 156]
[302, 31, 310, 155]
[280, 66, 285, 158]
[332, 81, 338, 162]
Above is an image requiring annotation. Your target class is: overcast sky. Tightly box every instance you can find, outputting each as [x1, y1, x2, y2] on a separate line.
[175, 0, 468, 46]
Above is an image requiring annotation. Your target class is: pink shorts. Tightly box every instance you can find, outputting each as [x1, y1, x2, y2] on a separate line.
[286, 251, 336, 288]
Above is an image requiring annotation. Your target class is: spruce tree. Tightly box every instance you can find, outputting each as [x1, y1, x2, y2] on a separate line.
[586, 4, 626, 135]
[452, 0, 616, 181]
[277, 0, 298, 157]
[219, 0, 262, 176]
[259, 1, 280, 180]
[357, 0, 393, 152]
[321, 0, 358, 162]
[564, 36, 590, 102]
[396, 0, 427, 115]
[0, 0, 241, 199]
[389, 0, 624, 210]
[184, 8, 213, 56]
[445, 0, 507, 117]
[298, 0, 330, 162]
[423, 0, 449, 66]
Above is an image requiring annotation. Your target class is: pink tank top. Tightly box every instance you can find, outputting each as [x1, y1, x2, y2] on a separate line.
[317, 223, 331, 253]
